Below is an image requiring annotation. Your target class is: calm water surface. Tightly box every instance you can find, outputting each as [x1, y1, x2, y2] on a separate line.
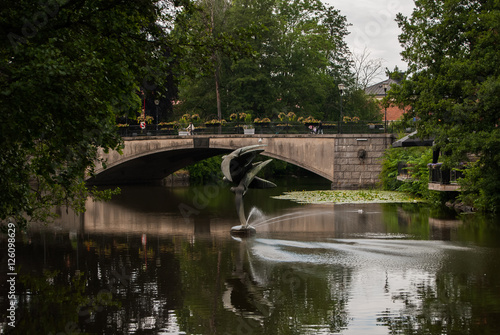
[2, 180, 500, 335]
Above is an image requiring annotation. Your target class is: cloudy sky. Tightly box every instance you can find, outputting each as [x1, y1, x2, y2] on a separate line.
[324, 0, 416, 83]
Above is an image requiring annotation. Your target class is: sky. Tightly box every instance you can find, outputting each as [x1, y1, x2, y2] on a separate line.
[324, 0, 416, 83]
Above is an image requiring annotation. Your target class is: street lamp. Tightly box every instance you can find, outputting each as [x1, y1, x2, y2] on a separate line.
[338, 84, 345, 134]
[154, 99, 160, 133]
[382, 83, 389, 133]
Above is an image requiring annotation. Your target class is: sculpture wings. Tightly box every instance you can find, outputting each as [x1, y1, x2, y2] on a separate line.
[221, 144, 276, 195]
[221, 144, 276, 227]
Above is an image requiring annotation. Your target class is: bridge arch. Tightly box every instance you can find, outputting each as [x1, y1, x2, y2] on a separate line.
[87, 134, 394, 188]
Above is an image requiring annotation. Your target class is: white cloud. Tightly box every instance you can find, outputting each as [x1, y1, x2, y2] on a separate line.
[324, 0, 415, 77]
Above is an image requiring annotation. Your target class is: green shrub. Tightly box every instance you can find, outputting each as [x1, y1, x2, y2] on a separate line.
[380, 146, 432, 198]
[458, 160, 500, 212]
[186, 156, 223, 184]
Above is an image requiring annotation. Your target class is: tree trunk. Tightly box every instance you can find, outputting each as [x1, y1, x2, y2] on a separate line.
[215, 67, 221, 121]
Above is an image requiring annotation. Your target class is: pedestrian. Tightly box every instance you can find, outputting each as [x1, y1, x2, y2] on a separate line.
[187, 122, 195, 135]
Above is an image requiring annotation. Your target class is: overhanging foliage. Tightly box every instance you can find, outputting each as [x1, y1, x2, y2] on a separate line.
[389, 0, 500, 211]
[0, 0, 185, 228]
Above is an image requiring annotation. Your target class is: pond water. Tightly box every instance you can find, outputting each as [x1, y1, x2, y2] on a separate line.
[2, 180, 500, 335]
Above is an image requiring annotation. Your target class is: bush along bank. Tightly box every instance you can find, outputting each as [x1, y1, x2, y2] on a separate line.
[379, 146, 476, 212]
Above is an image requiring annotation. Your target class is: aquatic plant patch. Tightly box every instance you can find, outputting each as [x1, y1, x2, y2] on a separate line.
[272, 190, 423, 204]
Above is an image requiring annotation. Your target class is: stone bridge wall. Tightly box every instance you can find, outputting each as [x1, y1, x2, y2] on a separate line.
[332, 134, 393, 188]
[90, 134, 394, 188]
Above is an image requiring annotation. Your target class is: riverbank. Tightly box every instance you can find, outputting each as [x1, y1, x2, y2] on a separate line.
[272, 190, 423, 204]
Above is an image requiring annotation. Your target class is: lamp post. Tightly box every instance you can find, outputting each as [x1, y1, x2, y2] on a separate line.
[338, 83, 345, 134]
[382, 83, 389, 133]
[154, 99, 160, 133]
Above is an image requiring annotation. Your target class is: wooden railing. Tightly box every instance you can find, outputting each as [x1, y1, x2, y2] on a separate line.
[428, 163, 464, 186]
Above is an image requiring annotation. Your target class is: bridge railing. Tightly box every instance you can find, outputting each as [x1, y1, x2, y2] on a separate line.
[118, 121, 401, 137]
[428, 163, 465, 185]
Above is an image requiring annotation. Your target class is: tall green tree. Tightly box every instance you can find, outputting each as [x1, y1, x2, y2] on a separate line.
[0, 0, 188, 227]
[176, 0, 352, 121]
[391, 0, 500, 211]
[342, 89, 383, 121]
[170, 0, 255, 119]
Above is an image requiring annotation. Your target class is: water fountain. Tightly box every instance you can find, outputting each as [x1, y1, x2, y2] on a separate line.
[221, 145, 276, 237]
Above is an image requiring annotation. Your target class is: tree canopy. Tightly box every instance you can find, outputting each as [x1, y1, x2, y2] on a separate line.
[174, 0, 380, 121]
[391, 0, 500, 211]
[0, 0, 189, 227]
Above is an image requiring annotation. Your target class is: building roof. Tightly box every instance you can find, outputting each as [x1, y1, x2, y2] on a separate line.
[392, 131, 434, 147]
[365, 78, 400, 96]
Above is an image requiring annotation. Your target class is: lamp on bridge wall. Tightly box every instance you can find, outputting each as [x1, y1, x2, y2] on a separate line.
[382, 83, 389, 133]
[338, 83, 345, 134]
[154, 99, 160, 132]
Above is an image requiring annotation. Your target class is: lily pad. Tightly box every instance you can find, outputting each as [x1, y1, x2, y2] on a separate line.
[272, 190, 423, 204]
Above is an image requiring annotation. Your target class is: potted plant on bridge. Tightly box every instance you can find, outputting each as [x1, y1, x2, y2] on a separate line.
[301, 116, 321, 133]
[205, 119, 223, 127]
[178, 114, 191, 135]
[253, 117, 271, 134]
[243, 124, 255, 134]
[321, 123, 336, 131]
[205, 118, 227, 135]
[240, 112, 254, 134]
[158, 121, 178, 135]
[277, 111, 298, 132]
[230, 113, 241, 133]
[116, 123, 130, 136]
[302, 116, 320, 127]
[158, 121, 177, 129]
[136, 115, 154, 124]
[190, 113, 202, 126]
[254, 117, 271, 126]
[229, 113, 238, 122]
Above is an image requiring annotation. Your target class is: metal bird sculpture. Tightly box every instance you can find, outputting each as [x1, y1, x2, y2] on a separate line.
[221, 145, 276, 235]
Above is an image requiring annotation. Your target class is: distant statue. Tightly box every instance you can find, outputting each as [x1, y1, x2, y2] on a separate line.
[221, 144, 276, 235]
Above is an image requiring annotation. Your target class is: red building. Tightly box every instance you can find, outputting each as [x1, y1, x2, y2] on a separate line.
[365, 78, 409, 122]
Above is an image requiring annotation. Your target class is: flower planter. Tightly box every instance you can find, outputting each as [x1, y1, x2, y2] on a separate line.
[243, 128, 255, 135]
[321, 124, 335, 129]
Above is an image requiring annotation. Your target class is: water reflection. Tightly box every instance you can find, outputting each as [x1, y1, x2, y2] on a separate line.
[2, 185, 500, 334]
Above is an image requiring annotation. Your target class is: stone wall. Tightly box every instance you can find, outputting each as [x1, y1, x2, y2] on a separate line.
[92, 134, 394, 188]
[332, 134, 394, 189]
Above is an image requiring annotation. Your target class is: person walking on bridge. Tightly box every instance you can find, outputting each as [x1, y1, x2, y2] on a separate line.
[186, 122, 195, 135]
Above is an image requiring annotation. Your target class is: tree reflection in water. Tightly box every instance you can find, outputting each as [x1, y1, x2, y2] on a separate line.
[377, 260, 500, 334]
[2, 186, 500, 334]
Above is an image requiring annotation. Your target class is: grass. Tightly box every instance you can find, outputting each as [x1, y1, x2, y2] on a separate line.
[271, 190, 423, 205]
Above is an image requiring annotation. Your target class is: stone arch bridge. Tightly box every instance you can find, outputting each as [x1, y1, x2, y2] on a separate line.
[87, 134, 395, 188]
